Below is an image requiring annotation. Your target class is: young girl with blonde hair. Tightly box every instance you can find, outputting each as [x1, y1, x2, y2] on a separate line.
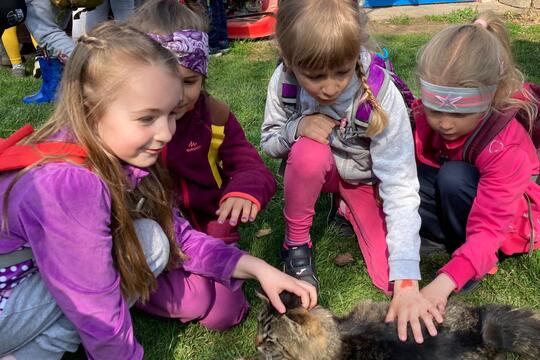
[261, 0, 442, 344]
[0, 21, 315, 359]
[414, 12, 539, 313]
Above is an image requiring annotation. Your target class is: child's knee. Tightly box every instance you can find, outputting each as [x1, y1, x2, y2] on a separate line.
[134, 219, 170, 277]
[287, 137, 333, 178]
[437, 161, 479, 196]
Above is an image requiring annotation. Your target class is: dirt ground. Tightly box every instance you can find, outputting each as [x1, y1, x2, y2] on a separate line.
[370, 22, 447, 35]
[370, 10, 540, 35]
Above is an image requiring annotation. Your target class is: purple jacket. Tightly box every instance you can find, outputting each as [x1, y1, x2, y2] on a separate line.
[0, 162, 245, 359]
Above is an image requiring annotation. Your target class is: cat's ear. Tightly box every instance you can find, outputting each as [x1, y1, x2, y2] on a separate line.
[286, 308, 323, 337]
[279, 291, 303, 311]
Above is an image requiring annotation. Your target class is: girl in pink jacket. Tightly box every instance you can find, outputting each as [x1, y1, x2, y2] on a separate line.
[413, 12, 539, 313]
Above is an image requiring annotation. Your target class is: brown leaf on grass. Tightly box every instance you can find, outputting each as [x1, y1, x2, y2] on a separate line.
[333, 252, 354, 267]
[255, 228, 272, 238]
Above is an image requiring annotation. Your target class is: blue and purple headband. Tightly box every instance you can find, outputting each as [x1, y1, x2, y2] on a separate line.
[420, 79, 497, 114]
[148, 30, 209, 77]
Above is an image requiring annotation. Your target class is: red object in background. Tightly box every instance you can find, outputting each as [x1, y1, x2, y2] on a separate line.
[226, 0, 277, 39]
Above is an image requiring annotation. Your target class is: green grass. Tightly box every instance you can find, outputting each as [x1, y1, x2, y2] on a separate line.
[424, 8, 479, 23]
[388, 15, 412, 25]
[1, 21, 539, 360]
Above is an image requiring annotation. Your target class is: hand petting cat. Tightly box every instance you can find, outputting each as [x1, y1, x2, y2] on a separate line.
[384, 279, 444, 344]
[232, 255, 318, 313]
[420, 272, 457, 314]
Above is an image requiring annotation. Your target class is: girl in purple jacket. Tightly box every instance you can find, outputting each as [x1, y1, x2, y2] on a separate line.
[127, 0, 277, 245]
[0, 22, 315, 360]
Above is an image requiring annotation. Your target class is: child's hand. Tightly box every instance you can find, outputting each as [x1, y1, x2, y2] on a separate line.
[233, 255, 317, 313]
[385, 279, 444, 344]
[216, 197, 259, 226]
[256, 265, 318, 313]
[420, 273, 456, 315]
[297, 113, 339, 144]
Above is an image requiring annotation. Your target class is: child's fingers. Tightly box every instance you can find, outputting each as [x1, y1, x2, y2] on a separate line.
[267, 291, 286, 314]
[240, 201, 252, 223]
[429, 304, 444, 323]
[317, 128, 333, 142]
[216, 202, 232, 224]
[437, 303, 446, 317]
[292, 279, 317, 309]
[397, 312, 409, 342]
[422, 313, 438, 337]
[319, 120, 335, 133]
[297, 280, 317, 309]
[284, 282, 311, 310]
[409, 316, 424, 343]
[384, 306, 397, 323]
[249, 203, 259, 222]
[228, 204, 242, 226]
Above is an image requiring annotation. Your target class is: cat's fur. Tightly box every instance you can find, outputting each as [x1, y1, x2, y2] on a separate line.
[244, 292, 540, 360]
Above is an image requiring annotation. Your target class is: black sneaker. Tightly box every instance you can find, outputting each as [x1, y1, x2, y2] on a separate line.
[420, 236, 446, 256]
[280, 243, 320, 293]
[332, 213, 355, 237]
[209, 41, 231, 57]
[327, 193, 355, 237]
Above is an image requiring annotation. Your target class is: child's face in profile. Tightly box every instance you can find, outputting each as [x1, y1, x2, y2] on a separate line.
[291, 58, 357, 105]
[425, 108, 484, 141]
[97, 63, 182, 168]
[175, 65, 204, 119]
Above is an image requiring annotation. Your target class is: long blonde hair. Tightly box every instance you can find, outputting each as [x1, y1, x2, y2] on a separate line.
[417, 11, 537, 128]
[276, 0, 388, 137]
[4, 22, 185, 302]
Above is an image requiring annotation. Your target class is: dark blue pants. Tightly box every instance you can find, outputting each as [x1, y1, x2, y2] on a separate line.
[206, 0, 228, 49]
[418, 162, 479, 253]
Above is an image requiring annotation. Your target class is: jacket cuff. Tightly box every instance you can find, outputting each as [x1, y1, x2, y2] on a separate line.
[389, 259, 421, 282]
[220, 192, 261, 211]
[219, 251, 247, 291]
[439, 256, 476, 292]
[283, 114, 304, 144]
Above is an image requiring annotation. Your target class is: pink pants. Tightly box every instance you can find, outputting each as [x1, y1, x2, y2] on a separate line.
[137, 268, 249, 331]
[284, 137, 391, 294]
[137, 224, 248, 331]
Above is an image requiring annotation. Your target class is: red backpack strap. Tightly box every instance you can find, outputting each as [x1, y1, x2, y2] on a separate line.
[0, 124, 34, 153]
[462, 109, 518, 164]
[0, 125, 87, 172]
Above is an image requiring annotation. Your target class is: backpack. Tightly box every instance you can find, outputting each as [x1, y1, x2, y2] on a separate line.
[50, 0, 103, 10]
[462, 83, 540, 165]
[0, 125, 87, 267]
[0, 124, 87, 172]
[278, 49, 415, 126]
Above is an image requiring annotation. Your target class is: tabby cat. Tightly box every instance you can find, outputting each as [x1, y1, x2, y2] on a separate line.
[244, 292, 540, 360]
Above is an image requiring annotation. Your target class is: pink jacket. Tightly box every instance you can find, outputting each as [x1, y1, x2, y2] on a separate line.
[414, 101, 540, 290]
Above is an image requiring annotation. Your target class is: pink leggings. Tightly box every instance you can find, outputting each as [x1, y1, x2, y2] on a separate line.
[284, 137, 391, 294]
[137, 225, 248, 331]
[137, 268, 249, 331]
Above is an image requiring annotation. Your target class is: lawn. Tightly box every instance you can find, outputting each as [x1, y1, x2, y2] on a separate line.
[1, 19, 539, 360]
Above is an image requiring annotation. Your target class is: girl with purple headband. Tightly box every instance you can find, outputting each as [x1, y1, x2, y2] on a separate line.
[413, 11, 539, 314]
[126, 0, 299, 330]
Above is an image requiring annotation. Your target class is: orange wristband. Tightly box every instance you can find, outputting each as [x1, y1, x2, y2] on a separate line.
[399, 279, 413, 289]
